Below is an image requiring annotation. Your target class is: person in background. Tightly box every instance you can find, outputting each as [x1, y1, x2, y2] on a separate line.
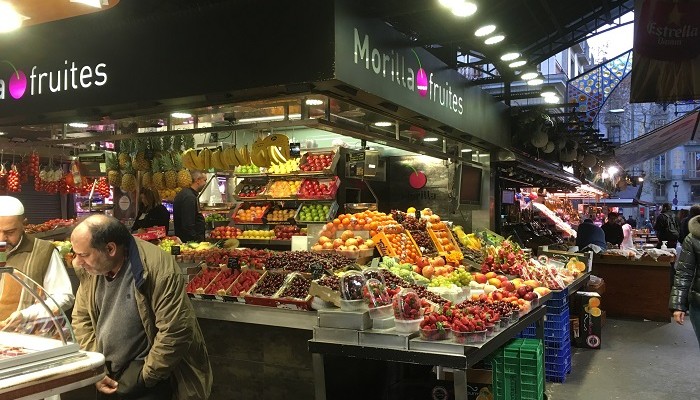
[601, 211, 624, 247]
[654, 203, 679, 249]
[576, 218, 607, 250]
[620, 216, 635, 250]
[71, 214, 212, 399]
[0, 196, 74, 328]
[131, 188, 171, 234]
[173, 170, 207, 243]
[626, 215, 637, 229]
[679, 205, 700, 244]
[670, 213, 700, 348]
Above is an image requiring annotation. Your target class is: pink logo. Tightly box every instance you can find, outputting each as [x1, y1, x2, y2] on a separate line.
[411, 49, 428, 97]
[2, 60, 26, 99]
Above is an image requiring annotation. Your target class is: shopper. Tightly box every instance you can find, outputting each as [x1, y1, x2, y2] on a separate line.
[0, 196, 74, 328]
[670, 214, 700, 347]
[131, 188, 171, 234]
[576, 219, 607, 250]
[601, 212, 624, 247]
[654, 203, 679, 249]
[173, 170, 207, 242]
[71, 214, 212, 399]
[679, 205, 700, 244]
[620, 217, 635, 250]
[626, 215, 637, 228]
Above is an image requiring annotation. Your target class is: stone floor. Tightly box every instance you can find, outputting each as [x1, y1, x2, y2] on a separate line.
[546, 317, 699, 400]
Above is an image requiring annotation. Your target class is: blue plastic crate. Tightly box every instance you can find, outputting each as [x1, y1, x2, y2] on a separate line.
[545, 371, 568, 383]
[519, 323, 537, 338]
[545, 343, 571, 360]
[545, 347, 571, 366]
[545, 295, 568, 309]
[550, 288, 569, 300]
[544, 337, 571, 350]
[543, 325, 569, 341]
[544, 310, 570, 331]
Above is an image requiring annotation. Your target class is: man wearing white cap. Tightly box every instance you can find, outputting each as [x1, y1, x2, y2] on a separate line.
[0, 196, 74, 328]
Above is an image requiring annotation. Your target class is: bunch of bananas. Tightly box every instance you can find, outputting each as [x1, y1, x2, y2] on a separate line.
[249, 134, 292, 168]
[182, 146, 252, 171]
[453, 226, 482, 250]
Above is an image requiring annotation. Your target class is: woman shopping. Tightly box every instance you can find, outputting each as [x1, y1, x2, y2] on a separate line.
[131, 188, 171, 234]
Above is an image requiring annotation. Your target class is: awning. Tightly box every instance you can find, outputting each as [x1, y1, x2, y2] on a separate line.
[616, 110, 700, 168]
[495, 150, 582, 190]
[583, 198, 653, 207]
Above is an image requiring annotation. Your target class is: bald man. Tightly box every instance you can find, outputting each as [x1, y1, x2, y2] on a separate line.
[0, 196, 74, 329]
[172, 170, 207, 242]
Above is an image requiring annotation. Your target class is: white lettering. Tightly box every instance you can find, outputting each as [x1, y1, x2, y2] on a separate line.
[371, 48, 381, 74]
[354, 28, 370, 69]
[0, 79, 4, 99]
[80, 66, 93, 88]
[30, 66, 37, 95]
[94, 63, 108, 86]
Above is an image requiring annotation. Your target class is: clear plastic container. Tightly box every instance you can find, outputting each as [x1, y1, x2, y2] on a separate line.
[465, 330, 487, 344]
[368, 304, 393, 319]
[491, 319, 502, 333]
[419, 325, 452, 341]
[339, 299, 367, 312]
[394, 318, 422, 333]
[340, 271, 366, 301]
[363, 278, 391, 309]
[392, 288, 423, 320]
[485, 323, 496, 337]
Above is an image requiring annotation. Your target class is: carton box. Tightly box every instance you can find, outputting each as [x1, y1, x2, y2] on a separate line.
[574, 291, 602, 349]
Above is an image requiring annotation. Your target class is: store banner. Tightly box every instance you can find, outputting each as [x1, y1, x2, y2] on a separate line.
[631, 0, 700, 103]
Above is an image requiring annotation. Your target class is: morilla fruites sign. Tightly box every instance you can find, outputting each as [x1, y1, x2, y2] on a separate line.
[631, 0, 700, 103]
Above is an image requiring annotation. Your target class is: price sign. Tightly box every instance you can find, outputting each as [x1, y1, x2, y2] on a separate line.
[171, 245, 181, 255]
[310, 262, 324, 280]
[227, 256, 240, 270]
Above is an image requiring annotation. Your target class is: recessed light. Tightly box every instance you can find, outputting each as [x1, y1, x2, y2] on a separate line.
[544, 94, 560, 103]
[424, 137, 440, 142]
[439, 0, 459, 7]
[475, 25, 496, 37]
[305, 99, 324, 106]
[609, 108, 625, 113]
[0, 2, 24, 33]
[451, 1, 477, 17]
[171, 112, 192, 119]
[509, 60, 527, 68]
[540, 85, 556, 97]
[69, 122, 89, 128]
[500, 52, 520, 61]
[484, 34, 505, 45]
[520, 72, 538, 80]
[461, 148, 473, 153]
[373, 121, 393, 127]
[527, 78, 544, 85]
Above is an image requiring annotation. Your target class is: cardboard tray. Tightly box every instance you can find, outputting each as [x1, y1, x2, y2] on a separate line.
[186, 267, 223, 300]
[233, 178, 269, 201]
[426, 226, 463, 259]
[221, 267, 265, 302]
[310, 280, 341, 307]
[132, 226, 167, 241]
[244, 270, 314, 310]
[294, 201, 338, 224]
[299, 150, 340, 175]
[264, 178, 303, 200]
[372, 231, 422, 264]
[232, 201, 272, 224]
[296, 176, 340, 200]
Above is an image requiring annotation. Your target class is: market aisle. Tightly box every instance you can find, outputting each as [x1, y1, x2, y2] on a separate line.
[546, 318, 699, 400]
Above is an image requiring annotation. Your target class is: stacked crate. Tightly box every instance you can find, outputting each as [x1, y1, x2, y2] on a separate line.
[517, 289, 572, 383]
[491, 338, 545, 400]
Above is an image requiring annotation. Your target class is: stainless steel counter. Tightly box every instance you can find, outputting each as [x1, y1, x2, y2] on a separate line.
[192, 299, 318, 331]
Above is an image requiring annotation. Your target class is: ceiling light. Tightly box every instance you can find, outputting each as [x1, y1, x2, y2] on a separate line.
[424, 137, 440, 142]
[540, 85, 556, 97]
[475, 25, 496, 37]
[0, 2, 24, 33]
[544, 94, 560, 103]
[461, 148, 473, 153]
[520, 71, 538, 80]
[439, 0, 461, 7]
[508, 60, 527, 68]
[70, 0, 104, 8]
[451, 2, 477, 17]
[500, 52, 521, 61]
[608, 166, 619, 175]
[0, 132, 6, 136]
[305, 99, 324, 106]
[638, 177, 644, 182]
[484, 34, 505, 45]
[171, 112, 192, 119]
[69, 122, 89, 128]
[609, 108, 625, 113]
[236, 113, 302, 123]
[527, 78, 544, 85]
[373, 121, 393, 127]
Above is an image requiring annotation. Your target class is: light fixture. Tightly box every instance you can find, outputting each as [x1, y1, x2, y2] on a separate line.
[70, 0, 105, 8]
[0, 132, 6, 136]
[451, 2, 477, 17]
[461, 148, 473, 153]
[171, 112, 192, 119]
[373, 121, 393, 127]
[500, 52, 521, 61]
[609, 108, 625, 113]
[527, 78, 544, 85]
[69, 122, 89, 128]
[520, 71, 538, 80]
[543, 95, 560, 103]
[236, 113, 302, 123]
[508, 60, 526, 68]
[305, 99, 324, 106]
[475, 25, 496, 37]
[0, 2, 25, 33]
[601, 172, 609, 179]
[540, 85, 556, 97]
[638, 177, 644, 182]
[608, 166, 619, 175]
[439, 0, 461, 7]
[484, 34, 505, 45]
[423, 137, 440, 142]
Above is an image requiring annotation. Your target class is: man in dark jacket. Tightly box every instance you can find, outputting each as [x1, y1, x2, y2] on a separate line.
[679, 204, 700, 245]
[173, 170, 207, 242]
[654, 203, 679, 249]
[601, 212, 624, 247]
[576, 219, 607, 250]
[669, 214, 700, 347]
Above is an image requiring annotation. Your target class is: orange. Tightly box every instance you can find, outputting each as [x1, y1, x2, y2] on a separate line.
[590, 307, 602, 317]
[342, 218, 350, 225]
[588, 297, 601, 308]
[333, 218, 341, 225]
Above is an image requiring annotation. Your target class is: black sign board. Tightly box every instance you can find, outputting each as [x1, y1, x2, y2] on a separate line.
[227, 256, 240, 270]
[289, 143, 302, 158]
[347, 151, 366, 162]
[310, 263, 324, 280]
[171, 245, 181, 255]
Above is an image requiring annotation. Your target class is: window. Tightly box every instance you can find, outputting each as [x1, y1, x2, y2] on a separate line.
[653, 153, 667, 179]
[691, 185, 700, 202]
[656, 183, 667, 197]
[687, 151, 700, 178]
[651, 119, 667, 130]
[608, 125, 621, 143]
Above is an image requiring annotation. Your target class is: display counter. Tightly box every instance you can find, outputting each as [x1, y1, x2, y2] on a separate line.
[591, 255, 673, 322]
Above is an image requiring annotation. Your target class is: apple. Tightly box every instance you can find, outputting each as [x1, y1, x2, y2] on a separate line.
[333, 238, 344, 249]
[523, 292, 537, 301]
[487, 278, 502, 288]
[322, 242, 334, 250]
[502, 281, 515, 292]
[516, 286, 529, 298]
[473, 273, 488, 284]
[485, 271, 497, 279]
[496, 275, 509, 282]
[483, 284, 497, 294]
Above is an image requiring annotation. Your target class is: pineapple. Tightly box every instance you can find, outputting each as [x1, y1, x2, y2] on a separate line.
[141, 170, 153, 189]
[162, 135, 173, 152]
[183, 134, 195, 149]
[120, 161, 137, 193]
[172, 152, 192, 188]
[106, 152, 122, 187]
[118, 139, 132, 169]
[151, 156, 165, 191]
[162, 153, 178, 190]
[173, 135, 183, 152]
[133, 138, 151, 171]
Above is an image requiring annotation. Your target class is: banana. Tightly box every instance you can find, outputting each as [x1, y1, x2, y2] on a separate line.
[251, 140, 270, 167]
[241, 145, 251, 165]
[220, 147, 233, 168]
[272, 146, 287, 164]
[210, 150, 223, 170]
[264, 134, 291, 160]
[226, 147, 240, 168]
[182, 149, 195, 169]
[190, 150, 203, 170]
[200, 148, 212, 170]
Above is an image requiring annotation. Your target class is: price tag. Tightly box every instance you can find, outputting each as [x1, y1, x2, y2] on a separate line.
[171, 245, 181, 255]
[227, 256, 240, 270]
[370, 257, 380, 269]
[310, 263, 324, 280]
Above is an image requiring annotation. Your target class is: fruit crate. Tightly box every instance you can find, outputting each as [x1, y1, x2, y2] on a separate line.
[264, 178, 303, 200]
[186, 267, 223, 300]
[299, 150, 340, 175]
[233, 178, 269, 201]
[371, 230, 422, 264]
[296, 176, 340, 200]
[233, 202, 271, 224]
[274, 272, 314, 311]
[426, 226, 462, 258]
[294, 201, 338, 224]
[243, 270, 288, 303]
[263, 206, 299, 224]
[222, 267, 264, 303]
